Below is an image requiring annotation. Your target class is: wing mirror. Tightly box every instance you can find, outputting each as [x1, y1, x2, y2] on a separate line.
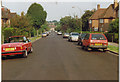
[28, 39, 31, 42]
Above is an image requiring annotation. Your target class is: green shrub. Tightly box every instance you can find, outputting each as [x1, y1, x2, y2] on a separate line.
[3, 27, 15, 40]
[104, 33, 119, 43]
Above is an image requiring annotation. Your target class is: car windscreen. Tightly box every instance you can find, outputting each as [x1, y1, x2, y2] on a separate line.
[81, 34, 86, 38]
[91, 34, 106, 40]
[9, 37, 26, 43]
[72, 33, 79, 36]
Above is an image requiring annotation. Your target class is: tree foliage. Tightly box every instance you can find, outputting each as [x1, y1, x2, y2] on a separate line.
[59, 16, 82, 33]
[109, 18, 119, 33]
[27, 3, 47, 30]
[10, 11, 32, 37]
[81, 10, 94, 31]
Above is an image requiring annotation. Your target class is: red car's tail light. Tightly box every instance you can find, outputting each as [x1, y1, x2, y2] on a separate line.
[3, 48, 5, 51]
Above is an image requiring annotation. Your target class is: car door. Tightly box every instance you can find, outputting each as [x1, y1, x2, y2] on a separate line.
[83, 34, 90, 47]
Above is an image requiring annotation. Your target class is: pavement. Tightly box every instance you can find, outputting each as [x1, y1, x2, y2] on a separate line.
[2, 31, 118, 80]
[108, 42, 119, 47]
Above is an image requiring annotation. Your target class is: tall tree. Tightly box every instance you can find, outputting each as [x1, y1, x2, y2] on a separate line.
[109, 18, 119, 33]
[27, 3, 47, 37]
[81, 10, 94, 31]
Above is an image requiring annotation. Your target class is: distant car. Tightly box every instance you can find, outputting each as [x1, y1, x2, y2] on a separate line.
[63, 33, 69, 38]
[82, 33, 108, 51]
[78, 33, 86, 46]
[42, 33, 47, 37]
[68, 32, 79, 42]
[1, 36, 33, 58]
[57, 32, 62, 35]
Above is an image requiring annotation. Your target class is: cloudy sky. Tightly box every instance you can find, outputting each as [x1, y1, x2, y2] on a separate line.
[2, 0, 119, 21]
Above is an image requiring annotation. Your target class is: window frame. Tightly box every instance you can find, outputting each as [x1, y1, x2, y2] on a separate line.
[99, 19, 104, 23]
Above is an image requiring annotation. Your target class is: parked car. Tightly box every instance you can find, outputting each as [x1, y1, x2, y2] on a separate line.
[46, 32, 50, 36]
[82, 33, 108, 51]
[57, 31, 62, 35]
[68, 32, 79, 42]
[42, 33, 47, 37]
[78, 33, 87, 46]
[1, 36, 33, 58]
[63, 33, 69, 38]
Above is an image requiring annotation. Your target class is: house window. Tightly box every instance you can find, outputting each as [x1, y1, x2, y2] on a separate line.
[99, 19, 104, 23]
[89, 20, 92, 24]
[94, 27, 98, 31]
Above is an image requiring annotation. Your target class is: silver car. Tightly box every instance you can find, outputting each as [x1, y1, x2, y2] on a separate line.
[57, 32, 62, 35]
[68, 32, 79, 42]
[63, 33, 69, 38]
[42, 33, 47, 37]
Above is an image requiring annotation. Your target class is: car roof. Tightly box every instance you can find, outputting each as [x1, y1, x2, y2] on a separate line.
[89, 33, 104, 34]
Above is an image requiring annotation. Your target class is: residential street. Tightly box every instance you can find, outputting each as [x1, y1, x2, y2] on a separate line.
[2, 31, 118, 80]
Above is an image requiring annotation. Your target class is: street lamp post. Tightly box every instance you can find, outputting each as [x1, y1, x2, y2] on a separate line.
[72, 6, 82, 33]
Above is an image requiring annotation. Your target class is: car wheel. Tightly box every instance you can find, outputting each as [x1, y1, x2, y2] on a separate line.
[82, 45, 84, 49]
[23, 50, 28, 58]
[30, 47, 33, 53]
[68, 39, 70, 42]
[103, 49, 106, 52]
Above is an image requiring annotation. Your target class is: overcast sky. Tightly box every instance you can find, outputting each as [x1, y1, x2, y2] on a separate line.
[2, 0, 119, 21]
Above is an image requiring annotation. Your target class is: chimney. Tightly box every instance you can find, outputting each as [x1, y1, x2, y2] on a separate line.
[97, 4, 100, 10]
[114, 0, 118, 9]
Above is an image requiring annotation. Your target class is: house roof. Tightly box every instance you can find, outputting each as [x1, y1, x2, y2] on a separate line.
[99, 4, 116, 19]
[89, 8, 106, 20]
[2, 7, 16, 19]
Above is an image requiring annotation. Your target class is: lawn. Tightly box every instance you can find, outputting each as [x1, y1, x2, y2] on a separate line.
[108, 45, 119, 53]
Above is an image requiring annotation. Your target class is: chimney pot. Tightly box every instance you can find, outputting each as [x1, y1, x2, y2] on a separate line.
[114, 0, 118, 9]
[97, 4, 100, 10]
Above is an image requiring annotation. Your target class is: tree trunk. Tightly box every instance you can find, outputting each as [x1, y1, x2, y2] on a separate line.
[37, 30, 39, 37]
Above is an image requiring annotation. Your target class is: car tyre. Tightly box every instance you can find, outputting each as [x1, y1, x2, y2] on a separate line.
[23, 50, 28, 58]
[82, 45, 84, 49]
[103, 49, 106, 52]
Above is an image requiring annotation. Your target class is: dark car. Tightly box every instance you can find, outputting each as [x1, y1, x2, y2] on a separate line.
[78, 33, 86, 46]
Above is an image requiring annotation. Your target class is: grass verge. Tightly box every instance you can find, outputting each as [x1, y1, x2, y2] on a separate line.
[108, 45, 119, 53]
[29, 35, 41, 42]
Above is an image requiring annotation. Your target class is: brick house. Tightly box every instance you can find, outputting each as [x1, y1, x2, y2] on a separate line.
[89, 0, 119, 32]
[1, 6, 16, 27]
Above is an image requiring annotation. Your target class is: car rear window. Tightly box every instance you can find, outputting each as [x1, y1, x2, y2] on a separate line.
[91, 34, 106, 40]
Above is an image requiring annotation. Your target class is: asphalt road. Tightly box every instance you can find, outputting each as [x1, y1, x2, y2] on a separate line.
[2, 31, 118, 80]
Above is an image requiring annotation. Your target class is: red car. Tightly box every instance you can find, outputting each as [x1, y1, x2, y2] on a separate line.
[82, 33, 108, 51]
[1, 36, 33, 58]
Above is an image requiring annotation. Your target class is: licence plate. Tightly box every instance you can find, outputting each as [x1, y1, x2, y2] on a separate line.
[5, 48, 15, 51]
[95, 43, 102, 46]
